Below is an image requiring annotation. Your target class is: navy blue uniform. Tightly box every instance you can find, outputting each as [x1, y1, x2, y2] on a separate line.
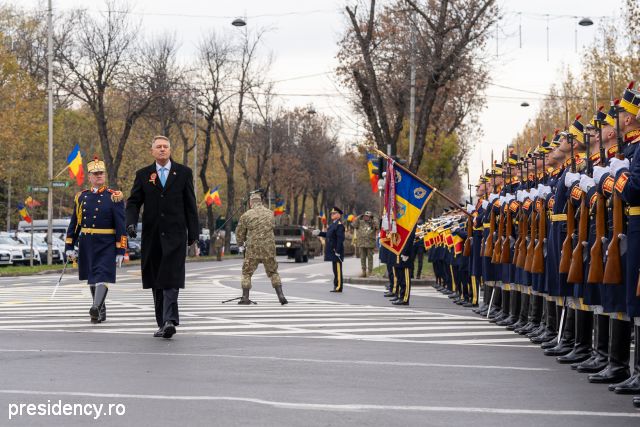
[319, 220, 345, 292]
[394, 229, 416, 304]
[65, 187, 126, 284]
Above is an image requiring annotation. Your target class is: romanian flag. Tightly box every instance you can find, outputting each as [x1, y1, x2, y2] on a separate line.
[380, 159, 434, 255]
[319, 210, 327, 225]
[66, 143, 84, 186]
[24, 196, 42, 208]
[204, 185, 222, 207]
[366, 153, 379, 193]
[347, 214, 355, 222]
[274, 196, 285, 216]
[17, 202, 32, 223]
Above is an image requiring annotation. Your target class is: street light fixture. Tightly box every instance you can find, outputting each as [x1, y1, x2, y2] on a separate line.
[232, 18, 246, 27]
[520, 101, 530, 107]
[578, 17, 594, 26]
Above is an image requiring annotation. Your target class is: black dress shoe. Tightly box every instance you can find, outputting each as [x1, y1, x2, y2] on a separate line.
[462, 302, 474, 308]
[531, 330, 557, 344]
[330, 289, 342, 293]
[153, 327, 164, 338]
[162, 321, 176, 339]
[610, 374, 640, 394]
[383, 292, 395, 297]
[556, 347, 592, 364]
[588, 363, 630, 384]
[389, 296, 399, 302]
[496, 316, 517, 327]
[576, 354, 609, 373]
[392, 300, 409, 305]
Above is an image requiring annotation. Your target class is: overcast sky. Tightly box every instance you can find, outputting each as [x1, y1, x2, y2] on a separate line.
[20, 0, 626, 199]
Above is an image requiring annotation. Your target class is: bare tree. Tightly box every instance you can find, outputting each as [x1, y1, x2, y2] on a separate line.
[54, 2, 158, 187]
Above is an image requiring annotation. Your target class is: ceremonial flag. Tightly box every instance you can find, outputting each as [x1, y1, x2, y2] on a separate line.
[24, 196, 42, 208]
[204, 185, 222, 207]
[274, 196, 285, 216]
[17, 202, 32, 223]
[319, 210, 327, 225]
[366, 153, 380, 193]
[66, 143, 84, 186]
[347, 214, 355, 222]
[380, 158, 434, 255]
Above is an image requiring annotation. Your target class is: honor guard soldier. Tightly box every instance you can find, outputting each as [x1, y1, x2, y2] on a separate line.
[65, 157, 126, 323]
[314, 207, 345, 292]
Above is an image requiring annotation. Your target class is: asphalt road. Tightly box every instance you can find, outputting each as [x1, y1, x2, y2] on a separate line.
[0, 256, 638, 426]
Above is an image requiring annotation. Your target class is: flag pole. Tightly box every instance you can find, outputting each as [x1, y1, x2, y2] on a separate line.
[370, 147, 471, 218]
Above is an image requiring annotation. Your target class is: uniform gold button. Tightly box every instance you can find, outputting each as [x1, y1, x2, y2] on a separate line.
[95, 208, 99, 211]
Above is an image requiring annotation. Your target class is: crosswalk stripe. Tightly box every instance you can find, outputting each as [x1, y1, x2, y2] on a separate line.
[0, 275, 536, 347]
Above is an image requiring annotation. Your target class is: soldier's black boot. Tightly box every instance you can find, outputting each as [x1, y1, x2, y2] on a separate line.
[588, 318, 631, 384]
[511, 291, 530, 332]
[557, 309, 593, 364]
[611, 325, 640, 394]
[576, 314, 610, 373]
[238, 288, 251, 305]
[532, 300, 557, 344]
[526, 296, 546, 337]
[89, 284, 108, 324]
[499, 289, 520, 327]
[274, 285, 288, 305]
[474, 284, 490, 314]
[544, 307, 575, 355]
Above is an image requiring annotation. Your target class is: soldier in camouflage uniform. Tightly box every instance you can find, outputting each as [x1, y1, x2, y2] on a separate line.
[235, 192, 288, 305]
[352, 211, 378, 277]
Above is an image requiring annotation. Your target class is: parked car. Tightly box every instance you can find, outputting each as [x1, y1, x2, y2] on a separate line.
[13, 232, 63, 264]
[18, 218, 70, 240]
[127, 239, 142, 260]
[0, 249, 11, 266]
[229, 232, 239, 255]
[0, 235, 40, 265]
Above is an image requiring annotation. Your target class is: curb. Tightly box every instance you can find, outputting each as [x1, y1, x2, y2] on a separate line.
[344, 276, 436, 286]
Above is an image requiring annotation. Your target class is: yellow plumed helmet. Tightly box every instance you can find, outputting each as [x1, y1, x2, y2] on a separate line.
[87, 156, 106, 173]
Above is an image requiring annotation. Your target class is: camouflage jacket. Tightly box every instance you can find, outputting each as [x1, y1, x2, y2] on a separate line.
[352, 217, 378, 248]
[236, 204, 276, 258]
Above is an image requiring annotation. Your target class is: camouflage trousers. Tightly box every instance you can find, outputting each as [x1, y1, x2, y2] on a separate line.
[241, 257, 282, 289]
[359, 247, 374, 273]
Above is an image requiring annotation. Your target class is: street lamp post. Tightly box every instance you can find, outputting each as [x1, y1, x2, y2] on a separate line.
[46, 0, 54, 265]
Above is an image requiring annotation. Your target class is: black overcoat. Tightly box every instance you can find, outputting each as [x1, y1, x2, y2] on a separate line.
[126, 161, 199, 289]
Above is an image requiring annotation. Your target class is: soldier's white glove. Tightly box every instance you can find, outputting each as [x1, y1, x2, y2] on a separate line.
[529, 188, 538, 199]
[115, 255, 124, 267]
[592, 165, 609, 184]
[505, 193, 514, 203]
[516, 190, 523, 202]
[312, 229, 321, 236]
[579, 175, 596, 192]
[466, 204, 474, 214]
[65, 249, 77, 260]
[565, 172, 581, 188]
[481, 200, 489, 209]
[488, 193, 499, 203]
[401, 255, 409, 262]
[609, 158, 630, 177]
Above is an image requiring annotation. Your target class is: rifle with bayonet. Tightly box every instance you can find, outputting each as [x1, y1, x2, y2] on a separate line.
[500, 152, 513, 264]
[587, 115, 607, 284]
[568, 129, 592, 283]
[524, 153, 538, 273]
[463, 168, 473, 257]
[484, 154, 496, 258]
[559, 133, 577, 274]
[532, 148, 547, 274]
[603, 100, 626, 285]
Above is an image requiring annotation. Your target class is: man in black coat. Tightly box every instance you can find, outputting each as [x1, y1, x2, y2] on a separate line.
[313, 207, 345, 293]
[126, 135, 199, 339]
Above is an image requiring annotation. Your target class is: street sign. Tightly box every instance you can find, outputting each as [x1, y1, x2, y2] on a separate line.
[52, 181, 69, 188]
[27, 186, 49, 193]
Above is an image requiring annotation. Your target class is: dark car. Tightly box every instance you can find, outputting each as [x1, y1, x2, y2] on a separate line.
[127, 239, 142, 260]
[274, 226, 322, 263]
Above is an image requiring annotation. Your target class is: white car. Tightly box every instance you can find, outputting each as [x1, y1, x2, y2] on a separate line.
[0, 235, 41, 265]
[0, 249, 11, 266]
[13, 233, 63, 265]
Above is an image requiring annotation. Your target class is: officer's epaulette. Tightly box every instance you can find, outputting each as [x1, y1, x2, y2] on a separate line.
[108, 188, 124, 202]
